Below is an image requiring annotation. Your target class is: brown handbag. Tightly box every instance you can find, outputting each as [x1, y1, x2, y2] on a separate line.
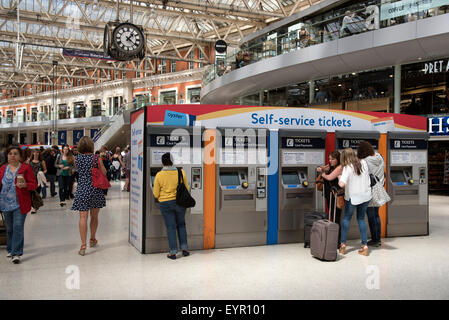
[332, 187, 345, 209]
[315, 174, 324, 192]
[336, 195, 345, 209]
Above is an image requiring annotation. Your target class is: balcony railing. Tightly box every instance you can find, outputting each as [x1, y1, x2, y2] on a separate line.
[203, 2, 449, 86]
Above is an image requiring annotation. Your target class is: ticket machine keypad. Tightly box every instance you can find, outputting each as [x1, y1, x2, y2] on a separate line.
[256, 167, 266, 198]
[419, 167, 426, 185]
[192, 168, 202, 189]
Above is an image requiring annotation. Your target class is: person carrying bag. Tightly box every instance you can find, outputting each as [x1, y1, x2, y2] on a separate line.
[357, 141, 391, 247]
[153, 153, 191, 260]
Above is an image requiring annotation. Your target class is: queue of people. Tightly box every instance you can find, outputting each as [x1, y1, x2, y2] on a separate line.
[317, 140, 387, 257]
[0, 141, 131, 263]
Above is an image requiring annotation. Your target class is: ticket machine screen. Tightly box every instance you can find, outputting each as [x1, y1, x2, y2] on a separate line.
[150, 168, 161, 186]
[282, 172, 300, 185]
[391, 170, 406, 183]
[220, 172, 240, 186]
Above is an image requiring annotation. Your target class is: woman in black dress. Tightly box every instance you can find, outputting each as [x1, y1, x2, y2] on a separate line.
[317, 150, 343, 247]
[72, 136, 107, 256]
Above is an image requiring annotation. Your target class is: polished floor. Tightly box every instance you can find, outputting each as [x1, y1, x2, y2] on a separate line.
[1, 182, 448, 300]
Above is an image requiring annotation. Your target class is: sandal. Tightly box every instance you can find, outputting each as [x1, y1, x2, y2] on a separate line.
[78, 244, 87, 256]
[89, 239, 98, 247]
[358, 245, 369, 256]
[339, 244, 346, 255]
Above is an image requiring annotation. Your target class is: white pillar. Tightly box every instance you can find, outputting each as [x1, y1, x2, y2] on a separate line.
[309, 81, 315, 104]
[394, 64, 401, 114]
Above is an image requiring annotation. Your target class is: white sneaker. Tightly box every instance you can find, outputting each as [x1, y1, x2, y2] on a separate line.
[6, 252, 12, 258]
[12, 256, 20, 264]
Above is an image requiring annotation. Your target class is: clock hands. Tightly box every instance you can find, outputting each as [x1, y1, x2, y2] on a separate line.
[126, 34, 137, 46]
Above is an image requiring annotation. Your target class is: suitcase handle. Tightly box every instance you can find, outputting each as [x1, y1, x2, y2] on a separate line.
[330, 187, 340, 223]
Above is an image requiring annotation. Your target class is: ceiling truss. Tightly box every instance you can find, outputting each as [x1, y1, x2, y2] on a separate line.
[0, 0, 321, 95]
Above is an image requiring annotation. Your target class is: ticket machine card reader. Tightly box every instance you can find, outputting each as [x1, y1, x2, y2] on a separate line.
[256, 167, 266, 199]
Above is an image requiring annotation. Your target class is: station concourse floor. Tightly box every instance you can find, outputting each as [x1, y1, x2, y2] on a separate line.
[1, 182, 449, 300]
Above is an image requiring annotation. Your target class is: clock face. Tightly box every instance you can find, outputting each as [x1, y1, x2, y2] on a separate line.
[112, 23, 144, 55]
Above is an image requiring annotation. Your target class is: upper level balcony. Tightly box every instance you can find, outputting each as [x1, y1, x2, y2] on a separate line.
[201, 4, 449, 105]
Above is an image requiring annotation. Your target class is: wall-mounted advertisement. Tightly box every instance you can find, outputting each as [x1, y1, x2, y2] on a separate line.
[73, 129, 84, 145]
[58, 130, 67, 145]
[129, 108, 146, 253]
[90, 128, 100, 141]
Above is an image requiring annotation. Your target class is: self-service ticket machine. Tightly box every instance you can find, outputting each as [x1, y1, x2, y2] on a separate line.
[278, 130, 326, 243]
[387, 132, 429, 237]
[145, 126, 204, 253]
[335, 131, 380, 240]
[215, 127, 268, 248]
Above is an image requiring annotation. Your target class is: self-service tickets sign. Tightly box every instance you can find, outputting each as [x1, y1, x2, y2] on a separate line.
[146, 105, 427, 133]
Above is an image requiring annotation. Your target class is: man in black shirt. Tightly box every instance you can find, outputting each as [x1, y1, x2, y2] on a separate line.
[44, 146, 59, 197]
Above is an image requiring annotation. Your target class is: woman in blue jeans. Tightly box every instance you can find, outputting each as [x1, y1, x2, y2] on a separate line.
[152, 153, 190, 260]
[357, 141, 385, 247]
[0, 146, 38, 264]
[338, 148, 372, 256]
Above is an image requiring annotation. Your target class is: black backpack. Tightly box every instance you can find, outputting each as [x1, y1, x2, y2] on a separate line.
[176, 168, 196, 208]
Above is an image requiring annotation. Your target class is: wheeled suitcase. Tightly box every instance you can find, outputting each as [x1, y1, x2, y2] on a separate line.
[310, 191, 339, 261]
[304, 211, 328, 248]
[0, 212, 6, 246]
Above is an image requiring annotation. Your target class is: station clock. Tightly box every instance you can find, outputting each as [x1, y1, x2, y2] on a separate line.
[104, 22, 146, 61]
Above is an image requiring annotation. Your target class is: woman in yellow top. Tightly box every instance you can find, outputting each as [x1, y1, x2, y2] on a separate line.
[153, 153, 190, 260]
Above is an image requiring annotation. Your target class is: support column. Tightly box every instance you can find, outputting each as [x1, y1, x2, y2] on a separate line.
[309, 81, 315, 104]
[394, 64, 401, 113]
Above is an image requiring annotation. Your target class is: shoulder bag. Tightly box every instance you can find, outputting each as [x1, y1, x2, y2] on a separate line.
[331, 186, 345, 209]
[176, 168, 196, 208]
[30, 190, 44, 210]
[370, 174, 391, 207]
[92, 155, 111, 190]
[315, 174, 324, 192]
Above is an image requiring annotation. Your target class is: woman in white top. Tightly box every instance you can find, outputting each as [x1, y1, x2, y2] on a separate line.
[338, 148, 372, 256]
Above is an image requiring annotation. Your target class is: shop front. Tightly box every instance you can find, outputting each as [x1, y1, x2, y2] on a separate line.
[428, 115, 449, 194]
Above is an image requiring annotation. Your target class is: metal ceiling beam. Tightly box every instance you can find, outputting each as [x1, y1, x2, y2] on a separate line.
[0, 68, 106, 81]
[0, 38, 210, 63]
[78, 0, 283, 20]
[0, 9, 216, 44]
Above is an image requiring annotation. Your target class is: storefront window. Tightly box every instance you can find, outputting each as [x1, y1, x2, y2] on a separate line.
[262, 87, 287, 106]
[31, 108, 38, 122]
[6, 110, 13, 123]
[160, 90, 176, 104]
[58, 104, 68, 119]
[91, 99, 102, 117]
[135, 95, 150, 108]
[401, 59, 449, 115]
[240, 92, 260, 106]
[74, 102, 86, 118]
[187, 88, 201, 103]
[286, 83, 309, 107]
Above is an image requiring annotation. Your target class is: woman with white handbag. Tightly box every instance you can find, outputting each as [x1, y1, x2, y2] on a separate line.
[357, 141, 390, 247]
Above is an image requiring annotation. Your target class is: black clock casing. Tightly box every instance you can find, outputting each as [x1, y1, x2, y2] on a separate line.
[104, 22, 145, 61]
